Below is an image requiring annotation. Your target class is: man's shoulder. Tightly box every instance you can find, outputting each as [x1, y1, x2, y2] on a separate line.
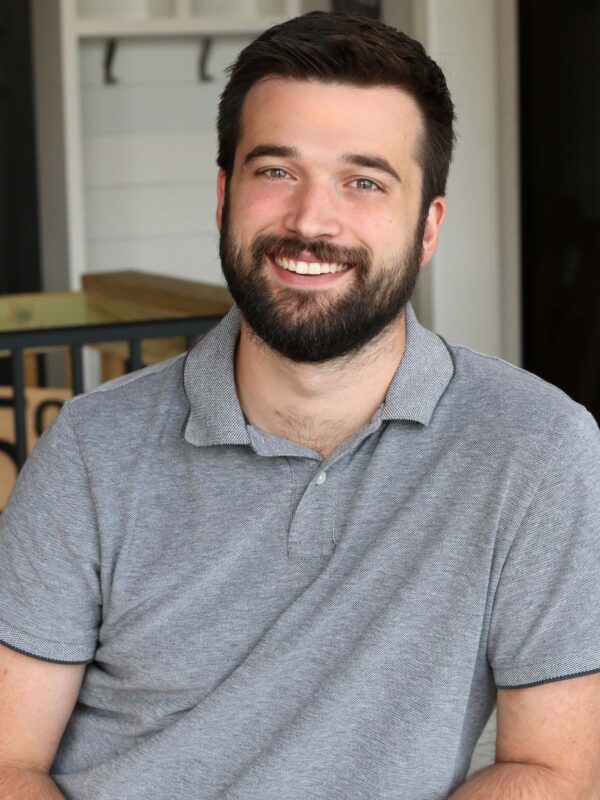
[64, 352, 188, 431]
[445, 340, 595, 440]
[91, 351, 186, 394]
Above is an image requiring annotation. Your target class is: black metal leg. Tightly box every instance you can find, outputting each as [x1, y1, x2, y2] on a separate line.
[71, 344, 84, 396]
[129, 339, 142, 372]
[11, 349, 27, 469]
[0, 438, 18, 471]
[0, 398, 19, 472]
[35, 400, 65, 438]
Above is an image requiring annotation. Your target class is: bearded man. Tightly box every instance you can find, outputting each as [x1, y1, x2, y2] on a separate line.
[0, 11, 599, 800]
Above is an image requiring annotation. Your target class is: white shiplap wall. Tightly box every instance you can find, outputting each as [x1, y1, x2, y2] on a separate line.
[80, 36, 252, 287]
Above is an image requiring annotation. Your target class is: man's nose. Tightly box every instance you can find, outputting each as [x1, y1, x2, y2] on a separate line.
[282, 182, 343, 240]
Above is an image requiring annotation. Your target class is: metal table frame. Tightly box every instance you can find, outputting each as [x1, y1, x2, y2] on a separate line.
[0, 314, 222, 470]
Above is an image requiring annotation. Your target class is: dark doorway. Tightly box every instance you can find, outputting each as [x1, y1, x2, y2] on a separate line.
[0, 0, 41, 293]
[0, 0, 42, 383]
[519, 1, 600, 424]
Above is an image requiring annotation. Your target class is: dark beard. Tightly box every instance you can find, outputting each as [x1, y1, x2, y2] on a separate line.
[219, 187, 425, 364]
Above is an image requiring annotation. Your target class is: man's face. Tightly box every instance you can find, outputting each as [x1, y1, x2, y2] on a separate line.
[217, 78, 444, 363]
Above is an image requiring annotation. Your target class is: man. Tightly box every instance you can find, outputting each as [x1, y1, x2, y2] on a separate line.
[0, 11, 599, 800]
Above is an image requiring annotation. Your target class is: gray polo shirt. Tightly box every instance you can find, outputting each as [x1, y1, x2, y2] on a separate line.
[1, 303, 599, 800]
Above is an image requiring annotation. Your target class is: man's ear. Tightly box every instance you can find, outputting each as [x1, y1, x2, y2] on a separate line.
[216, 169, 228, 230]
[420, 197, 446, 268]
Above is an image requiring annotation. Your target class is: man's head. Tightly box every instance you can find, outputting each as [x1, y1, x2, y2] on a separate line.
[218, 11, 455, 218]
[215, 13, 455, 364]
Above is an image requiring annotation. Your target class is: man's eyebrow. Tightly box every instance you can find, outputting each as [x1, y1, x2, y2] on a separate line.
[242, 145, 300, 165]
[341, 153, 402, 183]
[242, 145, 402, 184]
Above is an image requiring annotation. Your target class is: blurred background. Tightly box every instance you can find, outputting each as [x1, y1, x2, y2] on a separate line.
[1, 0, 599, 776]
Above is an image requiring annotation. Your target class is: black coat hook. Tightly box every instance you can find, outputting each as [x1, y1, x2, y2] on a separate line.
[198, 37, 214, 82]
[103, 39, 119, 85]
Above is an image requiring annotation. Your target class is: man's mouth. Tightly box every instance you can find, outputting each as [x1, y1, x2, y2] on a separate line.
[270, 255, 351, 275]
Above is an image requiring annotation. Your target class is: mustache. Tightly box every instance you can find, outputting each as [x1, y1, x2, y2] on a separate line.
[252, 234, 371, 270]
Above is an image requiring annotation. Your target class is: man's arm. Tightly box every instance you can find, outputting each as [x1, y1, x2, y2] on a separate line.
[448, 673, 600, 799]
[0, 765, 66, 799]
[0, 642, 86, 799]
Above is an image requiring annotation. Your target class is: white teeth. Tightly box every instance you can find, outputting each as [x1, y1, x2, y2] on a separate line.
[275, 256, 349, 275]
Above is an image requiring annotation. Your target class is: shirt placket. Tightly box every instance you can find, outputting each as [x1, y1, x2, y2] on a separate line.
[287, 462, 336, 560]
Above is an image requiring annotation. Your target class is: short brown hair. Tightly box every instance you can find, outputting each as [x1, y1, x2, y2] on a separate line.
[217, 11, 456, 215]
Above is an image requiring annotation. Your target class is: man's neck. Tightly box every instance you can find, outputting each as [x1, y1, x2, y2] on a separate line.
[234, 311, 407, 459]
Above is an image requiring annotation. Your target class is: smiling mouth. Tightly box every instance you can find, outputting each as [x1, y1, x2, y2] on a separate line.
[270, 255, 351, 275]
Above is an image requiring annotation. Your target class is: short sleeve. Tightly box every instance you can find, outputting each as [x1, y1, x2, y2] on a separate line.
[488, 406, 600, 689]
[0, 403, 101, 663]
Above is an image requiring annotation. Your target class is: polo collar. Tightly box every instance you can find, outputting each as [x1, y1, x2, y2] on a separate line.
[182, 304, 250, 449]
[381, 301, 455, 425]
[182, 302, 454, 448]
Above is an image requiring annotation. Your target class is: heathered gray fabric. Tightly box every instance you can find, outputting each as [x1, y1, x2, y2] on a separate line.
[0, 302, 599, 800]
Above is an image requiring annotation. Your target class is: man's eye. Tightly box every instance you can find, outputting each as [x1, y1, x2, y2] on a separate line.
[351, 178, 382, 192]
[259, 168, 289, 179]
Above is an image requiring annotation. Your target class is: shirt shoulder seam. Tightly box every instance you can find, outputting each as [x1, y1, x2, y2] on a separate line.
[67, 353, 186, 403]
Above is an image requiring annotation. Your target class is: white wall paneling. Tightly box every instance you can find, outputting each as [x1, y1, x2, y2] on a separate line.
[78, 35, 249, 288]
[410, 0, 521, 366]
[80, 84, 226, 136]
[31, 1, 70, 294]
[87, 234, 223, 285]
[381, 0, 412, 35]
[85, 183, 216, 238]
[496, 0, 522, 367]
[32, 0, 330, 300]
[83, 132, 217, 185]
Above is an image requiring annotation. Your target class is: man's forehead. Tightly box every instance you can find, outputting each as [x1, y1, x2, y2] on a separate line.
[242, 76, 421, 116]
[237, 77, 424, 161]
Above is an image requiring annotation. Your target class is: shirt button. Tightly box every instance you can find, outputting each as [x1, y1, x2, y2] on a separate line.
[315, 471, 327, 485]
